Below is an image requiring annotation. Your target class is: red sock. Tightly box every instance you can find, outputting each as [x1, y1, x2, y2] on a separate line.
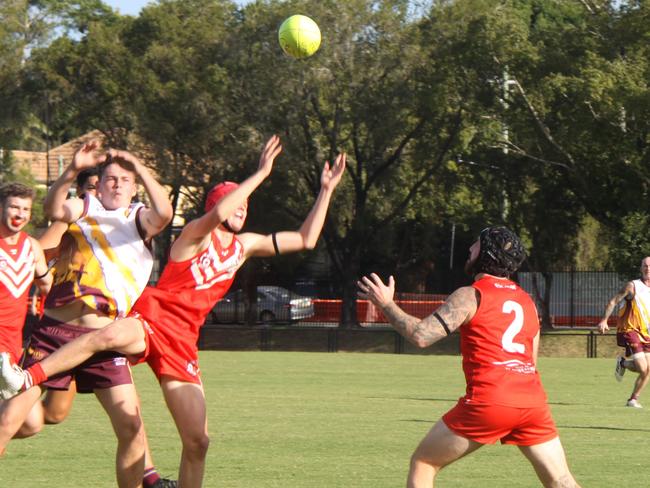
[25, 363, 47, 389]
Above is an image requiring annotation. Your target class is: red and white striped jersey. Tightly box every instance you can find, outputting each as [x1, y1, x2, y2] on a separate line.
[0, 231, 36, 362]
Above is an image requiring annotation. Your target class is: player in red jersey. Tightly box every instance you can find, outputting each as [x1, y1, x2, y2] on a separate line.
[1, 135, 346, 487]
[357, 226, 581, 488]
[0, 182, 51, 451]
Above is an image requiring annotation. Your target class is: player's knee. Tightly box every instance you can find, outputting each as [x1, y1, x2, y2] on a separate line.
[93, 326, 122, 350]
[14, 421, 43, 438]
[43, 408, 69, 424]
[183, 432, 210, 459]
[409, 451, 442, 477]
[115, 413, 144, 442]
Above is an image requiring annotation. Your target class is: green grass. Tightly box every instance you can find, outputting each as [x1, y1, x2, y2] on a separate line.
[2, 352, 647, 487]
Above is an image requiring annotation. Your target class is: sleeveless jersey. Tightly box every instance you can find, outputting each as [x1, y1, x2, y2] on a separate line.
[0, 231, 36, 360]
[460, 276, 547, 407]
[132, 232, 245, 337]
[44, 194, 152, 319]
[617, 279, 650, 341]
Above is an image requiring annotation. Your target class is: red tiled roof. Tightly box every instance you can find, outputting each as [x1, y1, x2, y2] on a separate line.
[11, 130, 107, 185]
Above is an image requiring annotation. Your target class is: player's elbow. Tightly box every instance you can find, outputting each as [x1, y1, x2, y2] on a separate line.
[158, 205, 174, 227]
[302, 239, 317, 251]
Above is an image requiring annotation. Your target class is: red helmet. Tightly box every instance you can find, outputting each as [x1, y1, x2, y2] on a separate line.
[204, 181, 240, 212]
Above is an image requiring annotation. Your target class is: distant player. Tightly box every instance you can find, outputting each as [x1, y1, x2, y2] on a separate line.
[597, 256, 650, 408]
[0, 135, 346, 488]
[358, 226, 581, 488]
[0, 182, 51, 450]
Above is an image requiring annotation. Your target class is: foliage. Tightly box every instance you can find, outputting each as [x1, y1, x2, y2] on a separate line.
[3, 0, 650, 321]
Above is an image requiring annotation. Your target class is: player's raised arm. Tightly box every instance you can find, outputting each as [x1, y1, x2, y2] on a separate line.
[44, 141, 100, 223]
[106, 148, 173, 240]
[357, 273, 476, 348]
[242, 152, 346, 258]
[30, 237, 52, 296]
[179, 135, 282, 250]
[597, 281, 634, 334]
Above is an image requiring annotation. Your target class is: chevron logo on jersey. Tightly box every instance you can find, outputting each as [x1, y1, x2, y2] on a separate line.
[0, 238, 35, 298]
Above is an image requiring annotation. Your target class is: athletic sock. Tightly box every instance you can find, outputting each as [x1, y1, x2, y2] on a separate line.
[143, 467, 162, 487]
[24, 363, 46, 390]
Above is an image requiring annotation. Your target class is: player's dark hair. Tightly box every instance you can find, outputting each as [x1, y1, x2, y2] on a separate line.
[475, 226, 526, 277]
[0, 182, 35, 206]
[76, 168, 99, 190]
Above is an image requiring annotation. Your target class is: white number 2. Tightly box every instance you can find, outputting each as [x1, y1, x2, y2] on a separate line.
[501, 300, 525, 354]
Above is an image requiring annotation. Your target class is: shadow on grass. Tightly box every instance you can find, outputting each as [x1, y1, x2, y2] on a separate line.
[367, 396, 458, 403]
[558, 424, 650, 433]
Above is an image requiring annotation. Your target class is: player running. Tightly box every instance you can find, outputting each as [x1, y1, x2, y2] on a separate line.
[597, 256, 650, 408]
[357, 226, 581, 488]
[1, 135, 346, 488]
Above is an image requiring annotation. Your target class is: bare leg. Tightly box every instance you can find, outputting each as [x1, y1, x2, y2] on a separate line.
[519, 437, 581, 488]
[42, 382, 76, 424]
[0, 387, 43, 455]
[629, 352, 650, 400]
[37, 318, 145, 379]
[161, 378, 209, 488]
[95, 384, 146, 488]
[13, 397, 44, 438]
[408, 419, 482, 487]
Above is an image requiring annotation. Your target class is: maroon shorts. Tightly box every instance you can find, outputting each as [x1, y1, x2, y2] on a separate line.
[442, 401, 558, 446]
[22, 316, 133, 393]
[617, 330, 650, 355]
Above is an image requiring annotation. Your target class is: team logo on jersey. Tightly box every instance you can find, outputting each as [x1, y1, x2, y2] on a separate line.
[198, 255, 214, 270]
[0, 259, 6, 269]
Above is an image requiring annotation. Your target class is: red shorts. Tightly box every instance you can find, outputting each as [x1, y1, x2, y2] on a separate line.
[617, 330, 650, 355]
[129, 312, 201, 385]
[23, 316, 133, 393]
[442, 400, 558, 446]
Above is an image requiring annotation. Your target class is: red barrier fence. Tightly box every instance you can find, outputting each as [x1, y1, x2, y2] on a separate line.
[303, 299, 445, 324]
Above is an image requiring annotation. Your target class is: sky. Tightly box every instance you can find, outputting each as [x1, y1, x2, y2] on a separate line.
[103, 0, 250, 16]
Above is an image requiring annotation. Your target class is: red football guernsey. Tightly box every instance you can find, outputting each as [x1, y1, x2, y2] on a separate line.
[459, 275, 547, 407]
[132, 232, 245, 338]
[0, 232, 36, 362]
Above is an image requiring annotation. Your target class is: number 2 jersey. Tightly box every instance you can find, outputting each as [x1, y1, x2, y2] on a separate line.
[460, 275, 547, 407]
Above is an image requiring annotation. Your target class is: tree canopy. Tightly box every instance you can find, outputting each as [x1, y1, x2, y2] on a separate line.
[3, 0, 650, 325]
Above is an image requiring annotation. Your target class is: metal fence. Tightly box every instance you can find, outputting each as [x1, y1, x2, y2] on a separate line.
[203, 271, 626, 329]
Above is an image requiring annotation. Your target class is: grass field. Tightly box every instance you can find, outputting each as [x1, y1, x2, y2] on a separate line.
[1, 352, 648, 487]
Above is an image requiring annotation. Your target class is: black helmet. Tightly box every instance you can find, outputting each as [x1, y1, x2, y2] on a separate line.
[475, 226, 526, 277]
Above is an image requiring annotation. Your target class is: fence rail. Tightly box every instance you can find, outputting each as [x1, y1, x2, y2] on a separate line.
[198, 324, 618, 359]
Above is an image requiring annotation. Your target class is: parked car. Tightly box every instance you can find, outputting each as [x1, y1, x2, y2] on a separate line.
[209, 286, 315, 324]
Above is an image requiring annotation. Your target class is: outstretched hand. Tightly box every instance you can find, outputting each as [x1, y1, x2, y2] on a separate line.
[357, 273, 395, 309]
[72, 140, 103, 171]
[321, 153, 346, 191]
[258, 135, 282, 177]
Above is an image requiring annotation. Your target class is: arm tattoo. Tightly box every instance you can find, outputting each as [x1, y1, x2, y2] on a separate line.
[381, 303, 451, 347]
[381, 287, 473, 347]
